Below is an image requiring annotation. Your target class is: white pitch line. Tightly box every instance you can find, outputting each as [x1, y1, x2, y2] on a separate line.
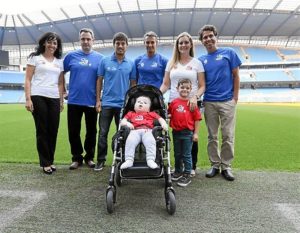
[275, 203, 300, 232]
[0, 190, 47, 231]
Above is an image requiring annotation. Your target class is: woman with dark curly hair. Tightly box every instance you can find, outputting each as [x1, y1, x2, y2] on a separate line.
[24, 32, 64, 175]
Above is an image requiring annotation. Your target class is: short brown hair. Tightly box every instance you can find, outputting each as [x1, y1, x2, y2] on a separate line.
[79, 28, 94, 39]
[113, 32, 128, 45]
[177, 78, 192, 87]
[198, 25, 218, 41]
[143, 31, 158, 40]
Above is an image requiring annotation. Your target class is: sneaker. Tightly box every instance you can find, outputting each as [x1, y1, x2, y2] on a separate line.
[147, 159, 158, 169]
[120, 160, 133, 169]
[85, 160, 95, 168]
[69, 161, 82, 170]
[94, 161, 105, 171]
[171, 172, 182, 181]
[190, 169, 196, 177]
[177, 174, 191, 187]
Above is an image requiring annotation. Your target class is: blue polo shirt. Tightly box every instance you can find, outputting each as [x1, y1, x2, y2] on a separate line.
[134, 53, 168, 88]
[199, 47, 242, 101]
[63, 49, 104, 106]
[98, 53, 136, 108]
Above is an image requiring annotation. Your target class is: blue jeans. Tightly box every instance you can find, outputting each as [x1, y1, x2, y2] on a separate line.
[97, 107, 121, 162]
[172, 129, 193, 174]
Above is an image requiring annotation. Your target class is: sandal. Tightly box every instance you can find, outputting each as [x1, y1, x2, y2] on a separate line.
[43, 167, 53, 175]
[50, 165, 56, 172]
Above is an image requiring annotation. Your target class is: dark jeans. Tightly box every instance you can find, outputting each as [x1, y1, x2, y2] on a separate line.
[31, 96, 60, 167]
[97, 107, 121, 162]
[67, 104, 98, 163]
[172, 129, 193, 174]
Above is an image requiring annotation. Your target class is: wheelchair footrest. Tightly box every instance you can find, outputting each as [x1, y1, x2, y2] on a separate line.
[121, 164, 162, 178]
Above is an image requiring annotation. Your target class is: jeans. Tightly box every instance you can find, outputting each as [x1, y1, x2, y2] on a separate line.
[31, 96, 60, 167]
[67, 104, 98, 163]
[97, 107, 121, 162]
[172, 129, 193, 174]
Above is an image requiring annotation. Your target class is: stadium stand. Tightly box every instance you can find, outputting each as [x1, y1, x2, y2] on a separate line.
[290, 69, 300, 81]
[0, 71, 25, 84]
[0, 90, 24, 103]
[239, 88, 300, 103]
[1, 44, 300, 103]
[1, 0, 300, 105]
[244, 47, 282, 63]
[254, 70, 294, 82]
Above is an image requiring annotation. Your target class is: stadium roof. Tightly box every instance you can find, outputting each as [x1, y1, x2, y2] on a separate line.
[1, 0, 300, 47]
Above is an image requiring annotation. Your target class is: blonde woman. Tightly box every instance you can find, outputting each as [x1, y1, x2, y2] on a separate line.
[160, 32, 205, 177]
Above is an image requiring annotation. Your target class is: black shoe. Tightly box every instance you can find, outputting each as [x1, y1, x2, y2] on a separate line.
[205, 167, 220, 178]
[171, 172, 183, 181]
[221, 169, 235, 181]
[69, 161, 82, 170]
[177, 174, 191, 187]
[94, 161, 105, 171]
[85, 160, 95, 168]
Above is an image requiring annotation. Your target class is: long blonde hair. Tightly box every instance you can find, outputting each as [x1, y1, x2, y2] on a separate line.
[169, 32, 195, 69]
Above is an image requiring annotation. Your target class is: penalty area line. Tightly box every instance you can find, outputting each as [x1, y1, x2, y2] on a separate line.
[0, 190, 47, 231]
[275, 203, 300, 232]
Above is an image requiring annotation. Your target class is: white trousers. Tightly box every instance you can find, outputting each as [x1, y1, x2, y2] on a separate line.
[124, 129, 156, 162]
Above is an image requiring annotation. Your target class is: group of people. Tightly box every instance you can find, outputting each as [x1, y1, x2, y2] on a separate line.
[25, 24, 241, 186]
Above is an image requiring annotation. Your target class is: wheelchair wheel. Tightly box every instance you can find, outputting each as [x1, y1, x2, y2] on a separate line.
[106, 188, 115, 213]
[165, 190, 176, 215]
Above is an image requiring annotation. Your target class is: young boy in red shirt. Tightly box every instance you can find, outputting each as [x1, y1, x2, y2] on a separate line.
[168, 79, 202, 187]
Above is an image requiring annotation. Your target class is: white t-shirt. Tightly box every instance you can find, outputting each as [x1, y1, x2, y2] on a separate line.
[27, 55, 64, 98]
[166, 57, 204, 102]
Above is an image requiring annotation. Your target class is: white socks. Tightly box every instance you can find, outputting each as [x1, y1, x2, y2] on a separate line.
[147, 159, 158, 169]
[120, 159, 158, 169]
[120, 160, 133, 169]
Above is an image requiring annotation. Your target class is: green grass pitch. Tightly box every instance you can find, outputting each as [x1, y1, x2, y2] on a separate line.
[0, 104, 299, 171]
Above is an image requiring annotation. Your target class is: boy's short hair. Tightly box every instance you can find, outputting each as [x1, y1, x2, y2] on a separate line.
[113, 32, 128, 45]
[177, 78, 192, 87]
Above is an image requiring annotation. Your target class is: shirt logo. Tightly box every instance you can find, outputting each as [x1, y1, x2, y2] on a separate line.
[140, 62, 144, 67]
[107, 66, 117, 71]
[79, 58, 89, 66]
[216, 54, 223, 61]
[176, 105, 185, 113]
[135, 115, 144, 121]
[203, 59, 208, 64]
[151, 62, 158, 68]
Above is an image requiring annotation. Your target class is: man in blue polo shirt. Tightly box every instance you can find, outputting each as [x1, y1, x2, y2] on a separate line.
[134, 31, 168, 88]
[94, 32, 136, 171]
[64, 28, 104, 170]
[198, 25, 241, 181]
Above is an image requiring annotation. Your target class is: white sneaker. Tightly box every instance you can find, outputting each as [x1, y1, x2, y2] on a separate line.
[147, 160, 158, 169]
[190, 169, 196, 177]
[120, 160, 133, 169]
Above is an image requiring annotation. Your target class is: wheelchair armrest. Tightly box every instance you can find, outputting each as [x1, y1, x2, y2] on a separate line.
[152, 126, 163, 139]
[120, 125, 131, 140]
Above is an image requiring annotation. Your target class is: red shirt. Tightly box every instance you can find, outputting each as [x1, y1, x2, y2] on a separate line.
[168, 98, 202, 131]
[124, 111, 161, 129]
